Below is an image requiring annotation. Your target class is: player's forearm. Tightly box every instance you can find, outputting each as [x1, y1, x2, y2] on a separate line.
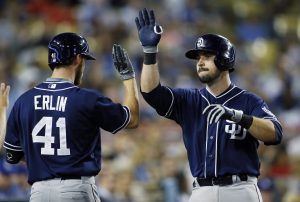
[248, 117, 277, 142]
[0, 108, 7, 148]
[141, 63, 160, 92]
[123, 78, 139, 128]
[0, 83, 9, 149]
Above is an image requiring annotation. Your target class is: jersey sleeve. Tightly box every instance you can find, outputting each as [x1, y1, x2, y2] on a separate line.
[141, 83, 190, 123]
[141, 84, 174, 117]
[4, 102, 24, 163]
[93, 95, 130, 134]
[249, 95, 283, 145]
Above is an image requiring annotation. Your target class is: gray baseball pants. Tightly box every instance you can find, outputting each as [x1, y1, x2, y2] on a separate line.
[189, 176, 262, 202]
[30, 176, 100, 202]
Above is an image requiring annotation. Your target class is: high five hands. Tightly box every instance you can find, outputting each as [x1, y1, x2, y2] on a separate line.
[112, 44, 135, 81]
[135, 8, 163, 53]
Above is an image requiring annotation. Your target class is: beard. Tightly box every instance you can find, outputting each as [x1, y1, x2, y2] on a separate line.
[74, 63, 83, 86]
[198, 69, 222, 84]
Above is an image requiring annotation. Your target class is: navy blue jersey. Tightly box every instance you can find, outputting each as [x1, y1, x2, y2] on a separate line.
[142, 84, 282, 178]
[4, 79, 130, 184]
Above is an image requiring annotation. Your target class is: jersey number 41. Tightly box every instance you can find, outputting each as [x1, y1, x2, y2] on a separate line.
[32, 116, 70, 156]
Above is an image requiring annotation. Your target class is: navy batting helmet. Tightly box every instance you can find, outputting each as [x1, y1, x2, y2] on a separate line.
[185, 34, 235, 72]
[48, 32, 96, 69]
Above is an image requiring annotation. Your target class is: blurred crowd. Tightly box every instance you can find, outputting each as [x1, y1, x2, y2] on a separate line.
[0, 0, 300, 201]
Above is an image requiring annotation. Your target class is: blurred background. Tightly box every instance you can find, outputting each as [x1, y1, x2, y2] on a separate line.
[0, 0, 300, 201]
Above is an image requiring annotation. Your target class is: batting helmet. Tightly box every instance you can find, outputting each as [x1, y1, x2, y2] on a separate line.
[185, 34, 235, 72]
[48, 32, 96, 69]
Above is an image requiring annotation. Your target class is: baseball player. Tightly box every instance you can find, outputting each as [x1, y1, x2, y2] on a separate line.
[3, 32, 139, 202]
[0, 83, 10, 148]
[135, 9, 283, 202]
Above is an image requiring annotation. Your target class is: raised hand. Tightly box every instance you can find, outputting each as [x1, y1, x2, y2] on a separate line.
[112, 44, 135, 80]
[203, 104, 243, 124]
[135, 8, 163, 53]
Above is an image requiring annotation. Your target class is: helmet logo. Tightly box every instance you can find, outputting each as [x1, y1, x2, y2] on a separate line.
[196, 38, 204, 48]
[51, 53, 57, 62]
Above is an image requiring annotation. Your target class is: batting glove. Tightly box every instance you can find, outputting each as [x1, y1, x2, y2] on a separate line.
[112, 44, 135, 80]
[135, 8, 163, 53]
[203, 104, 243, 124]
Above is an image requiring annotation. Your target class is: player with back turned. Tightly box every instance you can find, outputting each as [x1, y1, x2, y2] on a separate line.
[3, 32, 139, 202]
[135, 8, 283, 202]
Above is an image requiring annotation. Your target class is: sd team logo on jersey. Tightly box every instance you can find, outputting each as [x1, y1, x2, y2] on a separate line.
[225, 120, 247, 140]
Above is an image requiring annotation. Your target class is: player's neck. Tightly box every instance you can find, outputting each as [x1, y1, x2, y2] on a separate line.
[206, 73, 231, 96]
[51, 67, 75, 83]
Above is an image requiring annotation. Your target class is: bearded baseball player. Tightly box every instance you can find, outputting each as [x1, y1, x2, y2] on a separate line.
[135, 9, 283, 202]
[4, 33, 139, 202]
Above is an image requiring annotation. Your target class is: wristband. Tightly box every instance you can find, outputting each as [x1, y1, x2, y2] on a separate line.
[142, 46, 158, 53]
[144, 53, 157, 65]
[238, 114, 253, 129]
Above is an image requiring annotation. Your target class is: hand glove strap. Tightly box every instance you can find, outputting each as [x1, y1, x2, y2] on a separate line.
[231, 110, 243, 122]
[230, 109, 253, 129]
[120, 73, 135, 80]
[143, 46, 158, 53]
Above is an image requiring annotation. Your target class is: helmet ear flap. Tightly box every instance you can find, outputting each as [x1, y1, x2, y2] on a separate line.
[214, 41, 235, 72]
[214, 54, 233, 71]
